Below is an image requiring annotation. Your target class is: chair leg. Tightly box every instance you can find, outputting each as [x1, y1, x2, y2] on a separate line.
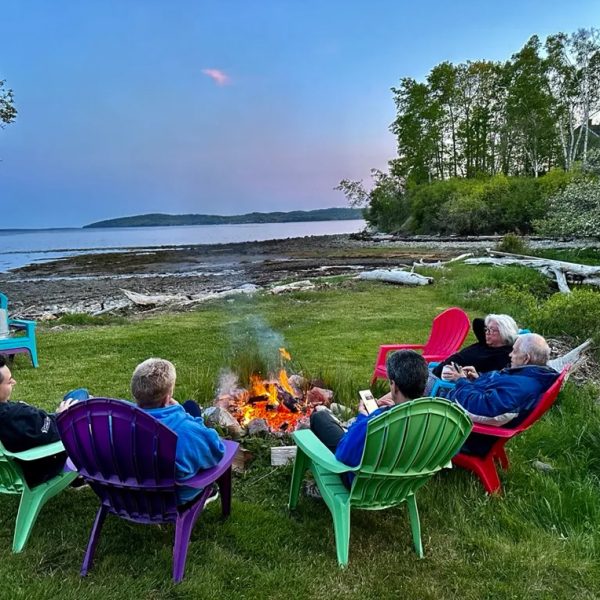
[332, 502, 351, 568]
[13, 489, 46, 553]
[406, 494, 424, 558]
[29, 341, 39, 368]
[173, 509, 201, 583]
[495, 447, 509, 471]
[217, 468, 232, 518]
[288, 448, 308, 510]
[82, 505, 108, 576]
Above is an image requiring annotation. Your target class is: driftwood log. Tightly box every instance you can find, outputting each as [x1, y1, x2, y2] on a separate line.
[357, 269, 433, 286]
[465, 250, 600, 294]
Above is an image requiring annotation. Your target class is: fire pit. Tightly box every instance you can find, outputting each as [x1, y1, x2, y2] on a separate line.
[208, 348, 330, 436]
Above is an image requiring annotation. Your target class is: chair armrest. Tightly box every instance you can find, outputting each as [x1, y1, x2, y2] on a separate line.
[9, 318, 36, 333]
[177, 440, 239, 489]
[292, 430, 359, 474]
[2, 440, 66, 461]
[430, 379, 456, 396]
[379, 344, 425, 352]
[470, 423, 517, 438]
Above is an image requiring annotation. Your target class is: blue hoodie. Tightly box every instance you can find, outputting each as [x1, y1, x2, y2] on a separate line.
[144, 404, 225, 503]
[448, 365, 558, 425]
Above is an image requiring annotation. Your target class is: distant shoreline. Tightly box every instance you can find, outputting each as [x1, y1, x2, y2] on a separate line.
[84, 207, 363, 228]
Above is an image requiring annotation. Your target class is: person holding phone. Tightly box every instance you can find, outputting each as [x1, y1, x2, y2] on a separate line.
[309, 350, 429, 472]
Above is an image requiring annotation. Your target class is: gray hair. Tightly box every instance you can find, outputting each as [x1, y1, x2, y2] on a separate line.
[131, 358, 176, 408]
[485, 314, 519, 345]
[515, 333, 550, 366]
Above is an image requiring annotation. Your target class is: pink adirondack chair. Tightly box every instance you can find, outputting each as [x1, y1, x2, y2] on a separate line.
[370, 307, 470, 386]
[452, 365, 570, 494]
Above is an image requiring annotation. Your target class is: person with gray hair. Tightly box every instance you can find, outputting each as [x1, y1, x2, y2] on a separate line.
[131, 358, 225, 504]
[442, 333, 558, 454]
[432, 314, 519, 378]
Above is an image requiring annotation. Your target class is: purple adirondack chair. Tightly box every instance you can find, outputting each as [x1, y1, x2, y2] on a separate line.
[56, 398, 238, 583]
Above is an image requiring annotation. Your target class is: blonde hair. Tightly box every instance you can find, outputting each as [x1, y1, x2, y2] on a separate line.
[131, 358, 176, 408]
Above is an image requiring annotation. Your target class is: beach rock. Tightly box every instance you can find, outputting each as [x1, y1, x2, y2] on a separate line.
[532, 460, 554, 473]
[203, 407, 243, 439]
[306, 386, 333, 407]
[247, 418, 270, 437]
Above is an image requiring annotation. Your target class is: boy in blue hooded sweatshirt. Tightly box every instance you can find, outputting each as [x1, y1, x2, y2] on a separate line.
[131, 358, 225, 504]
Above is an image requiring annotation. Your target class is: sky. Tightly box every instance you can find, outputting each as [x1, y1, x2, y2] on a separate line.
[1, 1, 599, 228]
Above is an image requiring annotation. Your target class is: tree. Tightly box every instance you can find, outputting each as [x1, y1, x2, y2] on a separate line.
[0, 79, 17, 127]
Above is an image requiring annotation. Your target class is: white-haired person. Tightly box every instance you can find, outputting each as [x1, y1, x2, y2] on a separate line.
[431, 314, 519, 379]
[131, 358, 225, 504]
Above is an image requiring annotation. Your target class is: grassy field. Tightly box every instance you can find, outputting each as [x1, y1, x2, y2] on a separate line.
[2, 265, 600, 599]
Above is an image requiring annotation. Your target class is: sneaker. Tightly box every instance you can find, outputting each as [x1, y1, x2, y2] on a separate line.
[70, 476, 89, 490]
[204, 484, 220, 506]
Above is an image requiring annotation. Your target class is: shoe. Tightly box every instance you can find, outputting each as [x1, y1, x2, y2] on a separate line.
[70, 476, 89, 490]
[205, 484, 220, 506]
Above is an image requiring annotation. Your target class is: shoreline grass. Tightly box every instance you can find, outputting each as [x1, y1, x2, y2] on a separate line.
[3, 266, 600, 599]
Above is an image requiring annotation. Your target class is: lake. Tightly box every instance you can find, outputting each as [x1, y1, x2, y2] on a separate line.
[0, 219, 366, 272]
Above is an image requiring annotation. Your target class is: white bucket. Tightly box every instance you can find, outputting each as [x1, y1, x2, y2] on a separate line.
[0, 309, 9, 339]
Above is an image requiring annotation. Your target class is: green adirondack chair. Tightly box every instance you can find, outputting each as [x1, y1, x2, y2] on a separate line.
[0, 439, 77, 552]
[288, 397, 472, 567]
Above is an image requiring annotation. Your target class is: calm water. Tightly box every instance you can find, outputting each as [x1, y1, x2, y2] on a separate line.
[0, 220, 366, 273]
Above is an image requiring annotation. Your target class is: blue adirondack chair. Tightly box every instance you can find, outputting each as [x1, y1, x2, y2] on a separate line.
[0, 292, 38, 367]
[56, 398, 239, 583]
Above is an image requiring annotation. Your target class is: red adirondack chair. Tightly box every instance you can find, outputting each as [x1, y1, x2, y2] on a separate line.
[370, 307, 470, 386]
[452, 365, 570, 494]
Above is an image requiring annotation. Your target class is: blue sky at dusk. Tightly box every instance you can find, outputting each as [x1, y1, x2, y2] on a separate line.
[1, 1, 599, 227]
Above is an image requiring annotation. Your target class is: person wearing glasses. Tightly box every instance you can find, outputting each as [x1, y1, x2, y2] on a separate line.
[431, 314, 519, 379]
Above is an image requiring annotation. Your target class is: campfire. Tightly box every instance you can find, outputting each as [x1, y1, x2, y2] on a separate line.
[210, 348, 328, 435]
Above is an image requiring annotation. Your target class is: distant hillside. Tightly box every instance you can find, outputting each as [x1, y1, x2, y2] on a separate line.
[84, 208, 364, 228]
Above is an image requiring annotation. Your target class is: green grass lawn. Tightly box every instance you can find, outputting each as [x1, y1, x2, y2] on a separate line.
[2, 269, 600, 599]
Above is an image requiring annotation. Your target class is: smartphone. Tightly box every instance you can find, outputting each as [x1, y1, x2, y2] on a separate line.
[359, 389, 379, 414]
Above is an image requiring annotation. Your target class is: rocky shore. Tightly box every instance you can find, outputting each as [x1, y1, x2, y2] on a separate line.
[1, 233, 597, 319]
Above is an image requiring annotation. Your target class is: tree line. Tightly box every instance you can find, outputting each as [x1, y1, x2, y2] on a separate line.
[392, 28, 599, 182]
[338, 27, 600, 235]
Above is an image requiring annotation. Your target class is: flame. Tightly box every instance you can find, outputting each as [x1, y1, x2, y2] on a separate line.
[227, 352, 311, 431]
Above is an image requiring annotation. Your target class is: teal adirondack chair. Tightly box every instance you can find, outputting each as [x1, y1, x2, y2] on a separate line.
[0, 292, 39, 367]
[288, 398, 472, 567]
[0, 440, 77, 552]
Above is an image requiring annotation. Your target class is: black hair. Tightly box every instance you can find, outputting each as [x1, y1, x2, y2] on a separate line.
[385, 350, 429, 399]
[0, 355, 7, 383]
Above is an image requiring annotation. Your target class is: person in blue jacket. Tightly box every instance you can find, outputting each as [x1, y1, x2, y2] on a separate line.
[131, 358, 225, 504]
[309, 350, 430, 469]
[442, 333, 558, 455]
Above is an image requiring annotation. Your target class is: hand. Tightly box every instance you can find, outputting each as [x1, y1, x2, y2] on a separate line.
[442, 363, 466, 382]
[376, 395, 395, 409]
[56, 398, 77, 413]
[357, 399, 370, 416]
[462, 366, 479, 380]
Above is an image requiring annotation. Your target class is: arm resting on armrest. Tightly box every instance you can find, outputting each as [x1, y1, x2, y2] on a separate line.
[293, 430, 360, 474]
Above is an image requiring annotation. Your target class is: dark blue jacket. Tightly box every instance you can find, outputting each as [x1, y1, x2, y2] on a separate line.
[335, 407, 390, 467]
[448, 365, 558, 424]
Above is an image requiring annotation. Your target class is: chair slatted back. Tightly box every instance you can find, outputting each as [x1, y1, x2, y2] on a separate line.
[422, 307, 470, 358]
[350, 398, 472, 508]
[57, 398, 180, 522]
[0, 442, 25, 494]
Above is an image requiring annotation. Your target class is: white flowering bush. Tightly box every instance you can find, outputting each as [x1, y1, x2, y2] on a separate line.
[535, 177, 600, 237]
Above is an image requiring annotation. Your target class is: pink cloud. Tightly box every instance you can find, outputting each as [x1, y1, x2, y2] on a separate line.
[202, 68, 231, 86]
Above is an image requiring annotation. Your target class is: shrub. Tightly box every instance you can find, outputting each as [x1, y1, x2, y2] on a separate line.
[496, 233, 529, 254]
[535, 176, 600, 237]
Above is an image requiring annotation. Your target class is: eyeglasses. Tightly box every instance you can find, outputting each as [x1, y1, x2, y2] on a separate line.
[484, 327, 500, 334]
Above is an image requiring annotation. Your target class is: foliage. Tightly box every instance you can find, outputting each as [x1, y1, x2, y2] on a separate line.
[496, 233, 530, 254]
[0, 79, 17, 128]
[535, 176, 600, 237]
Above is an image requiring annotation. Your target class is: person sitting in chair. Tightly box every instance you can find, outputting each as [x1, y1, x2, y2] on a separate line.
[0, 355, 76, 487]
[441, 333, 559, 455]
[130, 358, 225, 504]
[431, 314, 519, 378]
[310, 350, 429, 468]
